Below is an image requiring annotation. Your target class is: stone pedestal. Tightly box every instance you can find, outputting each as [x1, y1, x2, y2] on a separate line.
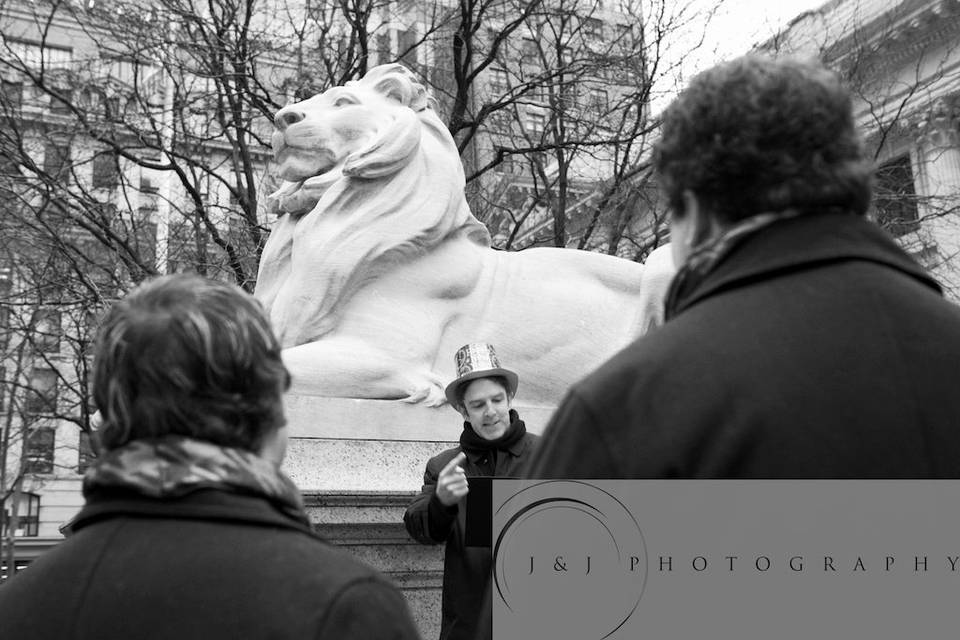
[283, 395, 554, 638]
[303, 491, 444, 640]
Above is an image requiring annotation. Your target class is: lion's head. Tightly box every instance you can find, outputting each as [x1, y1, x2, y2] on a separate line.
[269, 65, 436, 217]
[257, 64, 490, 346]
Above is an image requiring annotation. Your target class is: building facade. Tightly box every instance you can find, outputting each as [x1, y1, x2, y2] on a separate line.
[763, 0, 960, 298]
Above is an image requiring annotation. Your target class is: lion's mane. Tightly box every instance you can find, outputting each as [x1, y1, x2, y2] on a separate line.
[258, 64, 490, 347]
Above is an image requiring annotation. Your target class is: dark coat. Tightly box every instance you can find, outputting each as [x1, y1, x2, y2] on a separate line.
[404, 430, 538, 640]
[0, 488, 421, 640]
[526, 212, 960, 478]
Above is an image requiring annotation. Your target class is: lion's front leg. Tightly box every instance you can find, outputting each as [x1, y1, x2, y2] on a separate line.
[282, 336, 448, 407]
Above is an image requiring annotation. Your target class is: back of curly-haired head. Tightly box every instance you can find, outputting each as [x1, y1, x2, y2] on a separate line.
[93, 274, 291, 452]
[654, 54, 872, 223]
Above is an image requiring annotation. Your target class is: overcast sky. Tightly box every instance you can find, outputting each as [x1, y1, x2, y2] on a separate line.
[653, 0, 830, 104]
[702, 0, 828, 60]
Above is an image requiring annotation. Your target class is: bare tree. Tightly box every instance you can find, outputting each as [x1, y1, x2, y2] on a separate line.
[427, 0, 719, 257]
[0, 0, 722, 572]
[0, 0, 292, 575]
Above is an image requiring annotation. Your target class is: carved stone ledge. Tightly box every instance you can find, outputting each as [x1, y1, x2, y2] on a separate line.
[913, 96, 960, 148]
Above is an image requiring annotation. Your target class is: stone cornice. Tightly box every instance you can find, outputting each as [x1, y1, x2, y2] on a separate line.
[770, 1, 960, 78]
[829, 2, 960, 76]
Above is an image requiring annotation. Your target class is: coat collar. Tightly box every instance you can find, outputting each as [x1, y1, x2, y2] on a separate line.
[64, 488, 317, 538]
[671, 212, 940, 317]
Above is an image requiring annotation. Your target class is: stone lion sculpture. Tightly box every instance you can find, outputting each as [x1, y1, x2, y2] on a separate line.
[255, 64, 675, 407]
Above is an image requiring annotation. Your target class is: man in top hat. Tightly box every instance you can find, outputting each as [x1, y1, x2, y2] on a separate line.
[404, 343, 539, 640]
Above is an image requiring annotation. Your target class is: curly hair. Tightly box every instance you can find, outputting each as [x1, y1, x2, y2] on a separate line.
[653, 54, 872, 223]
[93, 274, 291, 452]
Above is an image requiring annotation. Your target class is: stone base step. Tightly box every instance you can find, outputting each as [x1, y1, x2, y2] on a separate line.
[304, 491, 443, 639]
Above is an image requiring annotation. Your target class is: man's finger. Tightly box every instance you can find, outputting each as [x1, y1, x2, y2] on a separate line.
[441, 452, 468, 475]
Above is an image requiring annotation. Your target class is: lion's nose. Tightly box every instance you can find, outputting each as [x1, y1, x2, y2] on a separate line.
[275, 106, 305, 130]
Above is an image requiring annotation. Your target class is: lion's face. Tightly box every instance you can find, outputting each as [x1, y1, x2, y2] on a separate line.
[269, 84, 403, 216]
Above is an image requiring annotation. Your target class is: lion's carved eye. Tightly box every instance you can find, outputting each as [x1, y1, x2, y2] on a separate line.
[334, 96, 357, 107]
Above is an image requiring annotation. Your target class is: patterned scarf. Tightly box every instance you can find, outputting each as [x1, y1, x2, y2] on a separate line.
[664, 209, 803, 320]
[83, 435, 308, 525]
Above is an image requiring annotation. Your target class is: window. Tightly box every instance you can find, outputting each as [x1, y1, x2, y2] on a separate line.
[30, 308, 61, 354]
[140, 177, 158, 214]
[92, 151, 119, 188]
[78, 431, 96, 473]
[0, 271, 10, 349]
[49, 89, 73, 116]
[43, 140, 71, 180]
[557, 82, 580, 111]
[100, 94, 123, 120]
[487, 109, 512, 132]
[375, 32, 392, 63]
[525, 112, 546, 134]
[25, 427, 55, 474]
[136, 220, 158, 267]
[583, 17, 604, 41]
[397, 27, 419, 67]
[496, 147, 519, 175]
[1, 79, 23, 111]
[0, 145, 19, 178]
[521, 39, 539, 66]
[141, 176, 159, 195]
[530, 82, 549, 103]
[587, 88, 609, 114]
[24, 368, 58, 416]
[505, 185, 527, 208]
[489, 68, 509, 95]
[874, 154, 919, 238]
[1, 492, 40, 537]
[104, 55, 139, 85]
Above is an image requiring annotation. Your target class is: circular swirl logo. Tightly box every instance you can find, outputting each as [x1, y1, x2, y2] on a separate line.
[492, 480, 648, 639]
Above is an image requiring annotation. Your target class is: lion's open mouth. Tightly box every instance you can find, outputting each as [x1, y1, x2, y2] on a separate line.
[268, 174, 337, 217]
[272, 178, 304, 199]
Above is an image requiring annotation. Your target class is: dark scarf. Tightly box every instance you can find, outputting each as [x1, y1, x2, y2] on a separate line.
[83, 435, 309, 526]
[459, 409, 527, 454]
[664, 209, 804, 320]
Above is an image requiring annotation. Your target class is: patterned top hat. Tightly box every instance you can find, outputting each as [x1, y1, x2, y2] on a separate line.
[444, 343, 519, 407]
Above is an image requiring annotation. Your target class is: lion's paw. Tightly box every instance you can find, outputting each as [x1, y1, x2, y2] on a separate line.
[401, 372, 448, 407]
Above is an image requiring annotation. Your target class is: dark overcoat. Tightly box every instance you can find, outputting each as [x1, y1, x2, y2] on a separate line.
[404, 431, 538, 640]
[526, 212, 960, 478]
[0, 488, 421, 640]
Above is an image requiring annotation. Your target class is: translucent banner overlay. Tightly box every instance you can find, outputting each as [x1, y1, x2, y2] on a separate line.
[491, 480, 960, 640]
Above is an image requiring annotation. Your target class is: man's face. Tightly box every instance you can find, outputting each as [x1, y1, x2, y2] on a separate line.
[460, 378, 512, 441]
